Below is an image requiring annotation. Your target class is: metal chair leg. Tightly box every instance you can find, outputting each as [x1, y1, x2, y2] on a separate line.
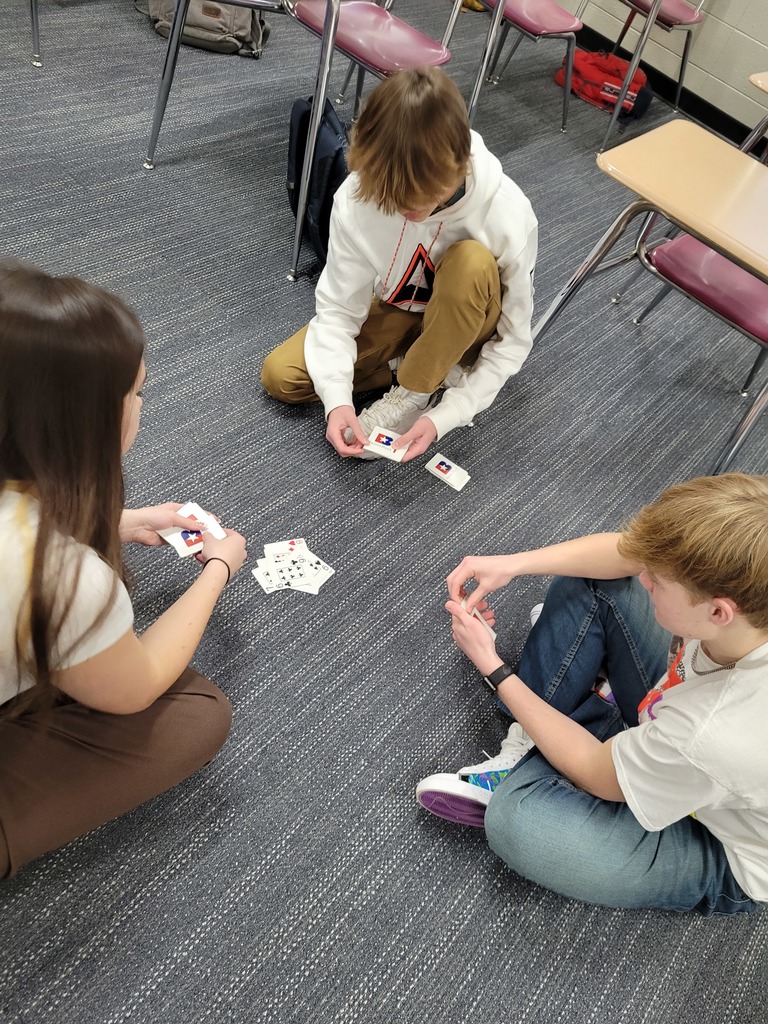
[711, 376, 768, 474]
[441, 0, 465, 49]
[30, 0, 42, 67]
[631, 282, 674, 324]
[599, 0, 664, 153]
[335, 61, 355, 105]
[561, 34, 576, 132]
[740, 348, 768, 398]
[144, 0, 192, 169]
[675, 28, 693, 110]
[289, 0, 341, 280]
[352, 64, 366, 118]
[467, 0, 509, 125]
[613, 11, 635, 54]
[488, 27, 520, 85]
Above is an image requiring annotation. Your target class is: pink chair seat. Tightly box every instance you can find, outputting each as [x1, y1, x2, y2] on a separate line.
[482, 0, 582, 36]
[650, 235, 768, 343]
[293, 1, 451, 72]
[629, 0, 705, 29]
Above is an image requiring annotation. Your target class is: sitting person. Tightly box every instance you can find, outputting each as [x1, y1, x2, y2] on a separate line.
[0, 259, 248, 879]
[261, 66, 538, 462]
[417, 474, 768, 915]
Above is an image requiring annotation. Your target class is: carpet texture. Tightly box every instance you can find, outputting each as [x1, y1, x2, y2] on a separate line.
[0, 1, 766, 1022]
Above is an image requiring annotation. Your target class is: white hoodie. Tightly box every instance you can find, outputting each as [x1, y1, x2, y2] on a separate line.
[304, 130, 539, 439]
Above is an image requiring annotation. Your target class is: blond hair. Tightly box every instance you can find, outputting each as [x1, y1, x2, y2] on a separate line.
[346, 67, 471, 215]
[618, 474, 768, 629]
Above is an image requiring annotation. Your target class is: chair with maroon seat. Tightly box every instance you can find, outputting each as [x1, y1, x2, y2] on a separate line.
[575, 0, 706, 150]
[611, 113, 768, 405]
[622, 233, 768, 399]
[465, 0, 583, 131]
[142, 0, 461, 278]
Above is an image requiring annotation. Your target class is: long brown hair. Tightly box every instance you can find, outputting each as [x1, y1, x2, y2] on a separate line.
[0, 260, 146, 713]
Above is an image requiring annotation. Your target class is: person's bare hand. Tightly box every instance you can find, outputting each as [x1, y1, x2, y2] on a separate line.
[326, 405, 369, 458]
[393, 416, 437, 463]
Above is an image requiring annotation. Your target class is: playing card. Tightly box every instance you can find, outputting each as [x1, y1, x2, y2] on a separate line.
[363, 426, 409, 462]
[263, 538, 307, 559]
[253, 541, 335, 595]
[425, 453, 470, 491]
[157, 527, 204, 557]
[252, 559, 292, 593]
[461, 597, 497, 640]
[177, 501, 227, 540]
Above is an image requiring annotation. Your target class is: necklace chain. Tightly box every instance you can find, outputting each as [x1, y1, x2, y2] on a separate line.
[691, 642, 735, 676]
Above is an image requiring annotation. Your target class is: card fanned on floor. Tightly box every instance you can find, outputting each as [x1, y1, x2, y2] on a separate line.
[252, 538, 334, 595]
[425, 453, 470, 491]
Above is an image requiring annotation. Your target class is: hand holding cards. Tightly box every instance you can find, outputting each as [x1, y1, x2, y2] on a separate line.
[158, 500, 226, 557]
[363, 426, 411, 462]
[461, 596, 497, 640]
[252, 538, 334, 595]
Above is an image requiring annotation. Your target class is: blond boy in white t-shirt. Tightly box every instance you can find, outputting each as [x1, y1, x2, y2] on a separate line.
[417, 474, 768, 915]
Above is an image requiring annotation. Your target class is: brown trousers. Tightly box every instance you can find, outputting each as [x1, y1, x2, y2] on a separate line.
[261, 240, 502, 402]
[0, 668, 231, 879]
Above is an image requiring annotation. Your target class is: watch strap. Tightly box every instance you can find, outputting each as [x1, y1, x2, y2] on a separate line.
[483, 662, 513, 691]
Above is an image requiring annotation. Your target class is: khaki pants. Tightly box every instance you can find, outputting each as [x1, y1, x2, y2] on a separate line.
[0, 668, 231, 878]
[262, 240, 501, 403]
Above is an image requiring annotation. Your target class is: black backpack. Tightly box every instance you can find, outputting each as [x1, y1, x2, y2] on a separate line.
[287, 97, 349, 266]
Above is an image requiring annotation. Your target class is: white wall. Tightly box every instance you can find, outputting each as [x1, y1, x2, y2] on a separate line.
[560, 1, 768, 128]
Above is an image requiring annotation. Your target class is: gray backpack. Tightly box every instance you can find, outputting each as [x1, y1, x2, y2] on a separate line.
[148, 0, 270, 57]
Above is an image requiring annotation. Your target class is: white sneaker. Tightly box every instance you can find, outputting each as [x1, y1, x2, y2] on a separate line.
[529, 603, 544, 627]
[459, 722, 534, 776]
[416, 723, 534, 829]
[357, 384, 434, 438]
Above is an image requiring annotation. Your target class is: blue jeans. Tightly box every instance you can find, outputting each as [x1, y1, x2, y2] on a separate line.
[484, 576, 760, 916]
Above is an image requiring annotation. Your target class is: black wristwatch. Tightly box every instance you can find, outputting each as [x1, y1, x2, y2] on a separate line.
[483, 662, 513, 692]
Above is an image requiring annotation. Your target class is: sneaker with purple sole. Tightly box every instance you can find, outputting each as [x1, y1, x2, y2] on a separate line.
[416, 722, 534, 828]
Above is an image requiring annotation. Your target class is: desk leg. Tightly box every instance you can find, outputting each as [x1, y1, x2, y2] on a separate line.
[711, 381, 768, 475]
[532, 200, 651, 345]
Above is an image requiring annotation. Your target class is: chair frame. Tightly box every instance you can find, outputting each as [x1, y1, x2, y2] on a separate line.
[575, 0, 706, 152]
[465, 0, 578, 128]
[143, 0, 460, 280]
[29, 0, 42, 66]
[530, 115, 768, 474]
[482, 11, 578, 133]
[611, 114, 768, 399]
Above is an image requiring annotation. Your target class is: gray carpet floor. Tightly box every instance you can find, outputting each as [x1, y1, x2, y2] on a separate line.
[1, 1, 767, 1022]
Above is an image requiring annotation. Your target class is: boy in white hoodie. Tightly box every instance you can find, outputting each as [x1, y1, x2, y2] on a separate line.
[261, 67, 538, 462]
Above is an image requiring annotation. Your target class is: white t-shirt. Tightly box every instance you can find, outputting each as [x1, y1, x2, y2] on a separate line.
[0, 486, 134, 705]
[612, 637, 768, 902]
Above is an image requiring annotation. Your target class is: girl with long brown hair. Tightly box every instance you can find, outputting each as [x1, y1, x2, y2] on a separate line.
[0, 260, 248, 878]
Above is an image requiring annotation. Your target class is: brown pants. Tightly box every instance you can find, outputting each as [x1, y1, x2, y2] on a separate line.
[261, 240, 502, 402]
[0, 668, 231, 879]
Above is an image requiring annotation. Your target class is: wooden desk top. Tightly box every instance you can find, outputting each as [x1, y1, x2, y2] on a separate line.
[597, 119, 768, 281]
